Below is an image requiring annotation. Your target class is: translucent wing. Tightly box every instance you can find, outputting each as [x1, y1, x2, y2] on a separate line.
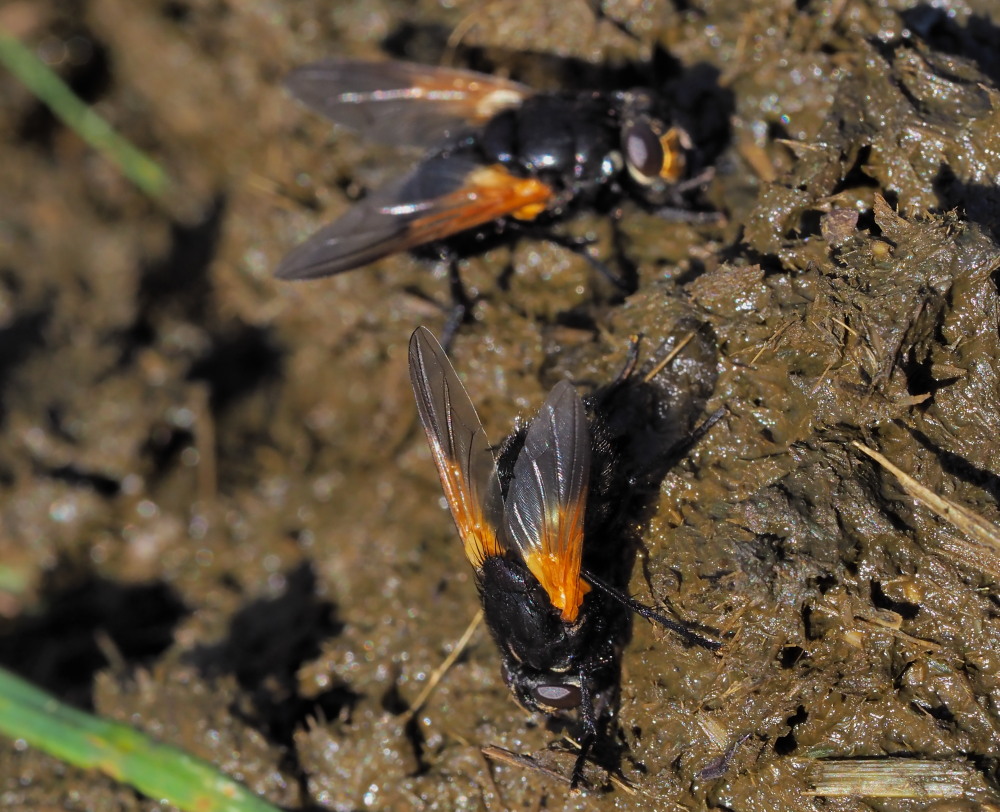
[285, 58, 532, 149]
[275, 157, 553, 279]
[504, 381, 591, 622]
[408, 326, 506, 569]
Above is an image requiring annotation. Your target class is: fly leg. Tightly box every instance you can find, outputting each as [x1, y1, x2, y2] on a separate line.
[440, 251, 475, 349]
[404, 245, 477, 349]
[503, 221, 638, 295]
[569, 675, 599, 791]
[583, 0, 642, 42]
[546, 231, 638, 295]
[583, 570, 722, 651]
[651, 168, 726, 225]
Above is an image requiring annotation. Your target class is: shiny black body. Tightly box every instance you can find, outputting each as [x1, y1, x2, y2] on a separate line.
[481, 372, 673, 782]
[483, 397, 628, 729]
[474, 93, 624, 212]
[480, 554, 624, 724]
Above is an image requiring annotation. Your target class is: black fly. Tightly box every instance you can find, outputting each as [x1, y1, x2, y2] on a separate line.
[408, 326, 720, 788]
[275, 58, 708, 289]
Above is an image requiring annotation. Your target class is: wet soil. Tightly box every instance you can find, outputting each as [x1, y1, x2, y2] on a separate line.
[2, 0, 1000, 809]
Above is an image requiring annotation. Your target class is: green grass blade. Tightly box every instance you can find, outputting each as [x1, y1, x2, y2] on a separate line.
[0, 30, 169, 199]
[0, 666, 283, 812]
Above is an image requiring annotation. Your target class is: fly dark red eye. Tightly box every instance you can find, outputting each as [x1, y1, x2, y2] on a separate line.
[622, 119, 666, 183]
[622, 118, 688, 186]
[532, 683, 582, 710]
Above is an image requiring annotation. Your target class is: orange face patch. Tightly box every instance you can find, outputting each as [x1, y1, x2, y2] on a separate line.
[658, 127, 687, 183]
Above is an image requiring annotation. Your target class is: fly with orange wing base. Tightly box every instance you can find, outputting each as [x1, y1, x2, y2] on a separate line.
[408, 326, 720, 789]
[275, 59, 705, 291]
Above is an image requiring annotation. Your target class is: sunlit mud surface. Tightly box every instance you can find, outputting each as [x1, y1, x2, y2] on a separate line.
[2, 0, 1000, 809]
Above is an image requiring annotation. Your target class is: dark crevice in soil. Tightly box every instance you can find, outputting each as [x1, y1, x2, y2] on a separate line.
[932, 166, 1000, 244]
[0, 307, 51, 424]
[37, 463, 121, 496]
[904, 424, 1000, 504]
[187, 323, 285, 414]
[901, 6, 1000, 86]
[869, 579, 919, 620]
[779, 645, 805, 668]
[134, 196, 228, 331]
[186, 561, 353, 748]
[774, 705, 807, 755]
[0, 566, 188, 708]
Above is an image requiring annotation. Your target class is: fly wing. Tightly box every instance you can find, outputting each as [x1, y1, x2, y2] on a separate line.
[408, 326, 506, 569]
[285, 59, 532, 149]
[275, 156, 554, 279]
[503, 380, 591, 622]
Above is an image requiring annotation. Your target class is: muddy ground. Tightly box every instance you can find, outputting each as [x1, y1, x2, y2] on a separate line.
[2, 0, 1000, 809]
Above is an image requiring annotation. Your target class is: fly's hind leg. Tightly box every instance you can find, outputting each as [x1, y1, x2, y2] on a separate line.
[504, 221, 638, 296]
[403, 245, 478, 349]
[440, 252, 475, 349]
[569, 675, 599, 791]
[547, 231, 638, 296]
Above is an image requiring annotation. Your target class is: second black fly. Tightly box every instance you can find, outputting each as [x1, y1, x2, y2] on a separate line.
[275, 58, 709, 292]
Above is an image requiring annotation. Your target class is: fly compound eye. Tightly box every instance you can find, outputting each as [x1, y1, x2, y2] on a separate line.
[622, 119, 666, 185]
[623, 119, 688, 185]
[531, 683, 582, 710]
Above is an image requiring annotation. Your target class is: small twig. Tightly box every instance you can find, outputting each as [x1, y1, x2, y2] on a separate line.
[852, 441, 1000, 556]
[852, 612, 942, 652]
[807, 757, 986, 798]
[481, 745, 574, 786]
[401, 609, 483, 722]
[643, 331, 697, 383]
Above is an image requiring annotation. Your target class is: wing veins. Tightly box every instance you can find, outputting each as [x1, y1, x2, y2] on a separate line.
[409, 328, 505, 569]
[504, 381, 591, 621]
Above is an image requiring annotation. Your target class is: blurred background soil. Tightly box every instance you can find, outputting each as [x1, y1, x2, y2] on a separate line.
[2, 0, 1000, 809]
